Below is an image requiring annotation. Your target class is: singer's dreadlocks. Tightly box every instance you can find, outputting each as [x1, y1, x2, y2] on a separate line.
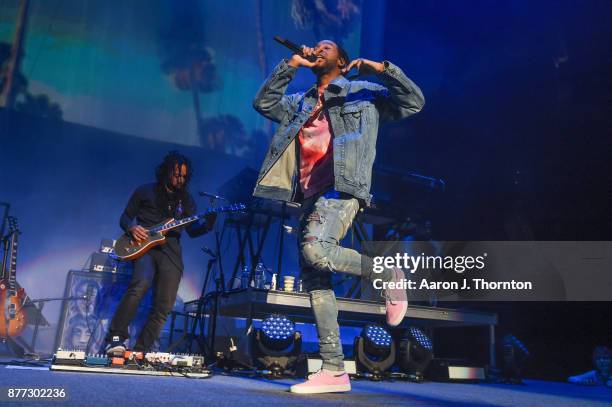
[336, 43, 350, 69]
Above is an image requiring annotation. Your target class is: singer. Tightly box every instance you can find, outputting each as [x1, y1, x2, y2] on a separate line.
[252, 40, 425, 393]
[104, 151, 217, 355]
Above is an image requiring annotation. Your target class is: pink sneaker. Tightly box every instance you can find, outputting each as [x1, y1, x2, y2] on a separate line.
[290, 370, 351, 394]
[384, 267, 408, 326]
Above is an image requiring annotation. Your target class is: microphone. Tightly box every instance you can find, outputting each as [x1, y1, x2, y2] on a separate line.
[274, 36, 319, 62]
[198, 191, 228, 201]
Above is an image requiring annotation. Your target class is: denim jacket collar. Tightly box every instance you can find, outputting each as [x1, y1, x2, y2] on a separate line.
[327, 75, 350, 92]
[305, 75, 349, 97]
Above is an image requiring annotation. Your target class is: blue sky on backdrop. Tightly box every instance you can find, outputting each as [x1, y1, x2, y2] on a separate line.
[1, 0, 365, 149]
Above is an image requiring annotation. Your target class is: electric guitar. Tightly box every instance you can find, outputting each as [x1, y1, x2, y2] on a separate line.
[0, 217, 28, 338]
[113, 203, 246, 261]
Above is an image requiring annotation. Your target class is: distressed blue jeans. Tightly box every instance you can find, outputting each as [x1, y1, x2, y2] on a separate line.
[299, 191, 379, 371]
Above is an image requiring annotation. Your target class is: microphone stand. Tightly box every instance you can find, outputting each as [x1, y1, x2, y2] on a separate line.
[26, 296, 85, 359]
[182, 194, 228, 357]
[208, 227, 226, 357]
[184, 249, 217, 356]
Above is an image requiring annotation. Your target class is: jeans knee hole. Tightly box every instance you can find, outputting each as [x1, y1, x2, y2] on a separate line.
[307, 211, 324, 224]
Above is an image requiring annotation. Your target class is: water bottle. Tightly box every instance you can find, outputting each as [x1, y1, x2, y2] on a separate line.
[254, 262, 266, 289]
[241, 265, 251, 289]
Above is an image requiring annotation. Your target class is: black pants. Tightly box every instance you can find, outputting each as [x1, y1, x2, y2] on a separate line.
[107, 248, 182, 351]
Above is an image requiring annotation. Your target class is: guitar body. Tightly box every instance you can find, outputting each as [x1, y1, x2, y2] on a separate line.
[112, 203, 246, 261]
[0, 216, 28, 339]
[0, 282, 27, 338]
[113, 219, 173, 261]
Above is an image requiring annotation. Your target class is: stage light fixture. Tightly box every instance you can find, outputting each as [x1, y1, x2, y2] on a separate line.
[364, 324, 393, 355]
[260, 314, 295, 351]
[397, 326, 434, 381]
[253, 314, 302, 377]
[354, 324, 396, 379]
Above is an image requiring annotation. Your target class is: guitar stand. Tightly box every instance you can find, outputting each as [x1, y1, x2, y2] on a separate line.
[0, 336, 29, 358]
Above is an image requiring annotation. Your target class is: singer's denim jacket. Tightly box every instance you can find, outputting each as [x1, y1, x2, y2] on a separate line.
[252, 59, 425, 205]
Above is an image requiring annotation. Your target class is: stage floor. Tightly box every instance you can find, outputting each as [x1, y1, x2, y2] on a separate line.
[0, 362, 609, 407]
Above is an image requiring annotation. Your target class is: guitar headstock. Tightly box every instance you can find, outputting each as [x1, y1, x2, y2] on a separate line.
[6, 216, 20, 235]
[217, 203, 247, 214]
[228, 203, 247, 213]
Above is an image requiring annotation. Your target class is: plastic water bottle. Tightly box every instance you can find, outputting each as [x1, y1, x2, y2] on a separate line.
[241, 265, 251, 289]
[254, 262, 266, 289]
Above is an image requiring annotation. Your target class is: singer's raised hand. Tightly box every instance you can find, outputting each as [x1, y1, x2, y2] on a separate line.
[342, 58, 385, 76]
[287, 45, 317, 68]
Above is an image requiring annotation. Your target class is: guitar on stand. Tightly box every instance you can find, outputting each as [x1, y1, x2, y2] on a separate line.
[0, 216, 28, 339]
[113, 204, 246, 261]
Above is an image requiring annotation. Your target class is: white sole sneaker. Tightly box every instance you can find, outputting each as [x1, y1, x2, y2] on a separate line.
[290, 384, 351, 394]
[386, 299, 408, 327]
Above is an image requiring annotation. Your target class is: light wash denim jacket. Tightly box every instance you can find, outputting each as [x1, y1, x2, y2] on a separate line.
[252, 59, 425, 205]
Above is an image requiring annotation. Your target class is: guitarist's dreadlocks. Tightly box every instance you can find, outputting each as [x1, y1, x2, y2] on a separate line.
[154, 151, 193, 217]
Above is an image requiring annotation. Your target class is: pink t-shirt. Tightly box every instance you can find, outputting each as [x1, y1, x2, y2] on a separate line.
[298, 91, 334, 199]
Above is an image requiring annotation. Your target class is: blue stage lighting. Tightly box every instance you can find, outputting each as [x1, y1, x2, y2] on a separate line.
[253, 314, 302, 376]
[261, 314, 295, 341]
[364, 325, 392, 348]
[409, 326, 433, 350]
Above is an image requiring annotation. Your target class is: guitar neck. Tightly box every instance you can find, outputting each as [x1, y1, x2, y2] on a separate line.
[149, 210, 214, 234]
[1, 238, 7, 281]
[148, 203, 245, 235]
[8, 232, 18, 294]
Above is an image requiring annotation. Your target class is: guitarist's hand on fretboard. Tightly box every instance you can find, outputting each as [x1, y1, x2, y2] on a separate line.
[187, 212, 218, 238]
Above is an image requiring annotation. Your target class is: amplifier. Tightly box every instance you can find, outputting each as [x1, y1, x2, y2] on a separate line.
[55, 270, 151, 354]
[90, 252, 132, 274]
[99, 239, 116, 254]
[91, 252, 118, 273]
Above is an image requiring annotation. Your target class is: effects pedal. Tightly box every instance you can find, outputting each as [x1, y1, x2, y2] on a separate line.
[124, 350, 144, 361]
[111, 357, 125, 367]
[85, 354, 110, 367]
[54, 349, 86, 366]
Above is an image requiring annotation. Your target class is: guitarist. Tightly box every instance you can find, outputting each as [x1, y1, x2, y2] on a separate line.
[105, 151, 216, 355]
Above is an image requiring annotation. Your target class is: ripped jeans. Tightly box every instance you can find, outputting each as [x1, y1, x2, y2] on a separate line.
[299, 190, 375, 372]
